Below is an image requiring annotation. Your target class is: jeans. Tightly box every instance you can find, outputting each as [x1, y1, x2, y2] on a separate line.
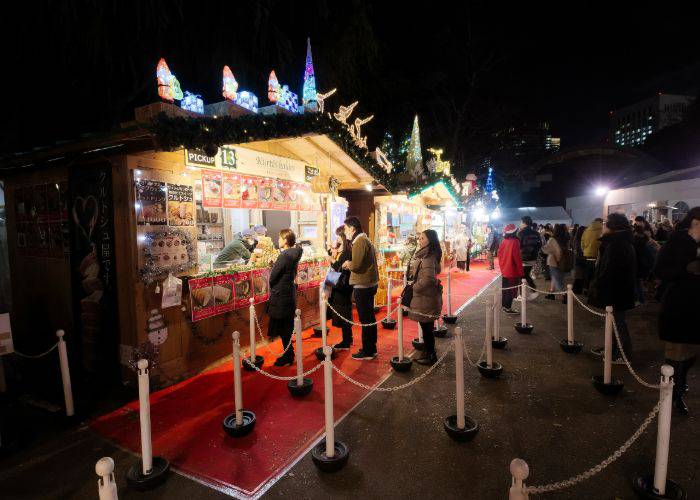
[502, 277, 520, 309]
[612, 310, 632, 359]
[522, 265, 536, 291]
[420, 321, 435, 354]
[549, 266, 565, 292]
[340, 323, 353, 345]
[353, 286, 378, 354]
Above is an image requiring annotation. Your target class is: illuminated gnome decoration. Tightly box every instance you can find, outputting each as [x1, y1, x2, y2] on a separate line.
[268, 70, 281, 103]
[268, 70, 299, 113]
[222, 65, 238, 101]
[156, 58, 183, 102]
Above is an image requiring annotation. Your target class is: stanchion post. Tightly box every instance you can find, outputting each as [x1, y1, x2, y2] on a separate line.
[604, 306, 613, 384]
[493, 292, 500, 342]
[397, 303, 404, 360]
[320, 294, 328, 347]
[96, 457, 118, 500]
[654, 365, 674, 495]
[323, 346, 335, 458]
[520, 279, 527, 327]
[232, 332, 243, 426]
[386, 278, 392, 320]
[136, 359, 153, 475]
[488, 295, 495, 341]
[249, 298, 256, 362]
[295, 310, 303, 387]
[454, 327, 465, 429]
[509, 459, 530, 500]
[485, 317, 493, 369]
[447, 272, 452, 316]
[567, 284, 574, 344]
[56, 330, 74, 417]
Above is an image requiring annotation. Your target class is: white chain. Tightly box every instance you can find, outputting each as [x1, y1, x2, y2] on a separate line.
[526, 402, 660, 494]
[526, 285, 567, 295]
[499, 284, 521, 291]
[612, 317, 661, 390]
[13, 342, 59, 359]
[400, 304, 443, 320]
[332, 349, 450, 392]
[252, 308, 295, 357]
[463, 337, 485, 367]
[571, 294, 607, 317]
[244, 355, 324, 381]
[326, 301, 386, 327]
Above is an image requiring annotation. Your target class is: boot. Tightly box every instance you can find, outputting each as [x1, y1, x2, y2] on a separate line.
[415, 351, 437, 366]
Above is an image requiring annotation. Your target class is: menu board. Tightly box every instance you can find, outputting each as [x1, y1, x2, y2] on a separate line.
[15, 182, 70, 256]
[252, 268, 270, 304]
[214, 274, 236, 314]
[233, 270, 253, 309]
[167, 183, 194, 226]
[201, 170, 222, 208]
[257, 178, 274, 209]
[240, 175, 259, 209]
[135, 180, 167, 225]
[296, 260, 328, 291]
[189, 277, 217, 321]
[222, 172, 242, 208]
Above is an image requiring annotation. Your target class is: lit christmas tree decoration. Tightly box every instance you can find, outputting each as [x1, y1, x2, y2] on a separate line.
[484, 167, 496, 196]
[302, 38, 318, 108]
[406, 115, 424, 180]
[222, 65, 238, 101]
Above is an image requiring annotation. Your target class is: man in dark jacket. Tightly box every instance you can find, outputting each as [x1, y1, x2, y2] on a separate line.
[517, 216, 541, 299]
[589, 213, 637, 362]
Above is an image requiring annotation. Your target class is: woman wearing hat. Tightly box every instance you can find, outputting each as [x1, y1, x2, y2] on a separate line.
[498, 224, 524, 314]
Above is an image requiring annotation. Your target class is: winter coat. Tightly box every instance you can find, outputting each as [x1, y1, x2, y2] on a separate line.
[453, 233, 469, 261]
[653, 231, 700, 344]
[581, 221, 603, 259]
[214, 237, 251, 264]
[329, 248, 353, 327]
[407, 246, 443, 322]
[542, 237, 563, 268]
[518, 226, 542, 263]
[498, 234, 524, 279]
[486, 231, 499, 253]
[632, 230, 655, 280]
[266, 246, 303, 319]
[347, 233, 379, 287]
[588, 230, 636, 311]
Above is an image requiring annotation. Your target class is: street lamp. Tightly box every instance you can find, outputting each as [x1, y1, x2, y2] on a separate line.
[594, 186, 609, 196]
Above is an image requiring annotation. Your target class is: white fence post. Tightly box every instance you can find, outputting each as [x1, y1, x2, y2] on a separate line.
[604, 306, 613, 384]
[447, 272, 452, 316]
[56, 330, 74, 417]
[323, 346, 335, 458]
[487, 295, 495, 341]
[249, 298, 256, 363]
[654, 364, 674, 495]
[386, 278, 392, 320]
[454, 327, 465, 429]
[493, 293, 500, 342]
[136, 359, 153, 475]
[232, 333, 243, 426]
[509, 459, 530, 500]
[96, 457, 118, 500]
[567, 284, 574, 344]
[295, 310, 304, 387]
[520, 279, 527, 326]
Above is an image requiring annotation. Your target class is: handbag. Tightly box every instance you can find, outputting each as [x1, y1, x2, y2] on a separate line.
[401, 259, 422, 307]
[324, 268, 342, 287]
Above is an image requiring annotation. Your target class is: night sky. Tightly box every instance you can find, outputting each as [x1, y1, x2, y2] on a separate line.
[2, 1, 699, 177]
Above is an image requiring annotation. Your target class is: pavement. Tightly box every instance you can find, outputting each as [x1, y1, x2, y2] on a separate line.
[1, 277, 698, 499]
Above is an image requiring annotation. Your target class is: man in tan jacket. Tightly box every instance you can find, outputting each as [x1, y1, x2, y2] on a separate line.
[580, 218, 603, 292]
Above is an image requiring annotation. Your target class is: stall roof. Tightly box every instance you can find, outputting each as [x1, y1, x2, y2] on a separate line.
[498, 206, 572, 226]
[407, 178, 461, 207]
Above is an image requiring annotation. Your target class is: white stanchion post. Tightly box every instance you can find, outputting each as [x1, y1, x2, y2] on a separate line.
[323, 346, 335, 458]
[320, 294, 328, 347]
[485, 315, 493, 369]
[447, 272, 453, 316]
[248, 298, 256, 362]
[604, 306, 613, 384]
[509, 459, 530, 500]
[493, 293, 500, 343]
[96, 457, 119, 500]
[295, 310, 304, 386]
[653, 364, 674, 495]
[136, 359, 153, 475]
[454, 327, 465, 429]
[487, 295, 495, 341]
[386, 277, 392, 320]
[56, 330, 74, 417]
[520, 279, 527, 327]
[397, 302, 404, 360]
[567, 284, 574, 345]
[232, 331, 243, 426]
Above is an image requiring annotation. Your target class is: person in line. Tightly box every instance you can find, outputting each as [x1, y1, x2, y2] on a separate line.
[329, 226, 354, 350]
[542, 223, 570, 302]
[406, 229, 444, 365]
[654, 219, 673, 243]
[498, 224, 524, 314]
[266, 229, 303, 366]
[580, 218, 604, 293]
[214, 228, 253, 264]
[517, 216, 541, 300]
[653, 207, 700, 414]
[589, 214, 637, 364]
[632, 224, 656, 304]
[485, 224, 499, 270]
[572, 225, 587, 294]
[453, 227, 470, 273]
[341, 216, 380, 360]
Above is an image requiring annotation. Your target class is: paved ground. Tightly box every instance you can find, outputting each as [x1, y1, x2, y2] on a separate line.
[1, 278, 698, 499]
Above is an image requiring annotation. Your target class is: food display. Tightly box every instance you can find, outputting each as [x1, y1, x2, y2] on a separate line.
[167, 183, 194, 226]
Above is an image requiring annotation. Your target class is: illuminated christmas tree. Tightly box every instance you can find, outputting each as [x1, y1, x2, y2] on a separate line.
[406, 115, 424, 180]
[302, 38, 318, 108]
[484, 167, 495, 196]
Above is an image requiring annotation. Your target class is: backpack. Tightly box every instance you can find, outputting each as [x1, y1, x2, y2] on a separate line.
[557, 248, 574, 272]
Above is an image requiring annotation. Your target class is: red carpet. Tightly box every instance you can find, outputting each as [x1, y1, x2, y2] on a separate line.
[91, 261, 499, 497]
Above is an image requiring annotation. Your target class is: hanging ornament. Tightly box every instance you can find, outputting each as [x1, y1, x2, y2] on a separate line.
[222, 65, 238, 101]
[302, 38, 318, 109]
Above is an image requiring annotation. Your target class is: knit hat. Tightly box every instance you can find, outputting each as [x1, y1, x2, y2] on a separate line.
[504, 223, 517, 234]
[241, 228, 255, 238]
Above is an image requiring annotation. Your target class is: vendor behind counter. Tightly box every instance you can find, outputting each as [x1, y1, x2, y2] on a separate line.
[214, 228, 255, 264]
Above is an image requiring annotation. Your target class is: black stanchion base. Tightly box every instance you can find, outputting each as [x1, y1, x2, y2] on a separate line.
[312, 440, 350, 472]
[222, 410, 256, 437]
[287, 378, 314, 397]
[412, 338, 425, 351]
[560, 339, 584, 354]
[434, 325, 448, 338]
[312, 326, 324, 338]
[592, 375, 624, 395]
[442, 314, 458, 324]
[632, 473, 686, 499]
[381, 318, 397, 330]
[390, 356, 412, 372]
[443, 415, 479, 442]
[315, 346, 336, 361]
[242, 355, 264, 371]
[477, 361, 503, 378]
[126, 456, 170, 491]
[514, 322, 534, 334]
[491, 337, 508, 349]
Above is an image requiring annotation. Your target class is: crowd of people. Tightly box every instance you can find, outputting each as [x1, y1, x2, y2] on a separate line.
[495, 208, 700, 415]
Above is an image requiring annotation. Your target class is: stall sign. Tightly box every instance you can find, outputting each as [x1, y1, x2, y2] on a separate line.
[252, 268, 270, 304]
[135, 180, 167, 225]
[201, 170, 223, 208]
[214, 274, 236, 314]
[189, 276, 217, 321]
[305, 165, 320, 182]
[233, 270, 253, 308]
[220, 147, 237, 170]
[222, 173, 242, 208]
[167, 183, 194, 226]
[185, 149, 216, 168]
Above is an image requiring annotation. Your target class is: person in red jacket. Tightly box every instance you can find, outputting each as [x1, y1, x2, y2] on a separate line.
[498, 224, 524, 314]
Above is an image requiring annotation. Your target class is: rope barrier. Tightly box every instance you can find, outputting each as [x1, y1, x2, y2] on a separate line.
[611, 317, 662, 390]
[525, 402, 660, 494]
[243, 354, 324, 381]
[13, 342, 59, 359]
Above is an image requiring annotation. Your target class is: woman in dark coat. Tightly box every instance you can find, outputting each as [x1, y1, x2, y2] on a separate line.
[329, 226, 354, 350]
[267, 228, 303, 366]
[653, 207, 700, 414]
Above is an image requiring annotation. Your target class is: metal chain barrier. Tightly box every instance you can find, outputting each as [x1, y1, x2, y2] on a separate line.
[244, 354, 324, 381]
[326, 301, 386, 327]
[525, 285, 567, 295]
[463, 336, 486, 367]
[333, 349, 451, 392]
[571, 293, 607, 317]
[525, 402, 660, 494]
[611, 317, 661, 390]
[13, 342, 59, 359]
[251, 307, 295, 357]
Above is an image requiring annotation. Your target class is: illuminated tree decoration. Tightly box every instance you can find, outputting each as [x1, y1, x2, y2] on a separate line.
[302, 38, 318, 109]
[484, 167, 496, 196]
[222, 65, 238, 101]
[235, 91, 259, 113]
[268, 70, 281, 103]
[181, 91, 204, 114]
[406, 115, 424, 180]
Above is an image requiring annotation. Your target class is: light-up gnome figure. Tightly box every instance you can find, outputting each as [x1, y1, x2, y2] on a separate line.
[156, 58, 183, 102]
[222, 65, 259, 113]
[268, 70, 299, 113]
[147, 308, 168, 346]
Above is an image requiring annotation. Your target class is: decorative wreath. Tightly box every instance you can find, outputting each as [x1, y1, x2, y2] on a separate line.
[139, 228, 196, 284]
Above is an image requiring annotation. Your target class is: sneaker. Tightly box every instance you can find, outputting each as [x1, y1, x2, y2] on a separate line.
[590, 346, 604, 357]
[351, 350, 377, 361]
[333, 341, 352, 350]
[528, 292, 539, 300]
[514, 295, 523, 302]
[502, 307, 519, 315]
[273, 356, 294, 367]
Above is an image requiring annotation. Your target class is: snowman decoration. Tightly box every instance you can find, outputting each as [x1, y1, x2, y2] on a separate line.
[147, 309, 168, 346]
